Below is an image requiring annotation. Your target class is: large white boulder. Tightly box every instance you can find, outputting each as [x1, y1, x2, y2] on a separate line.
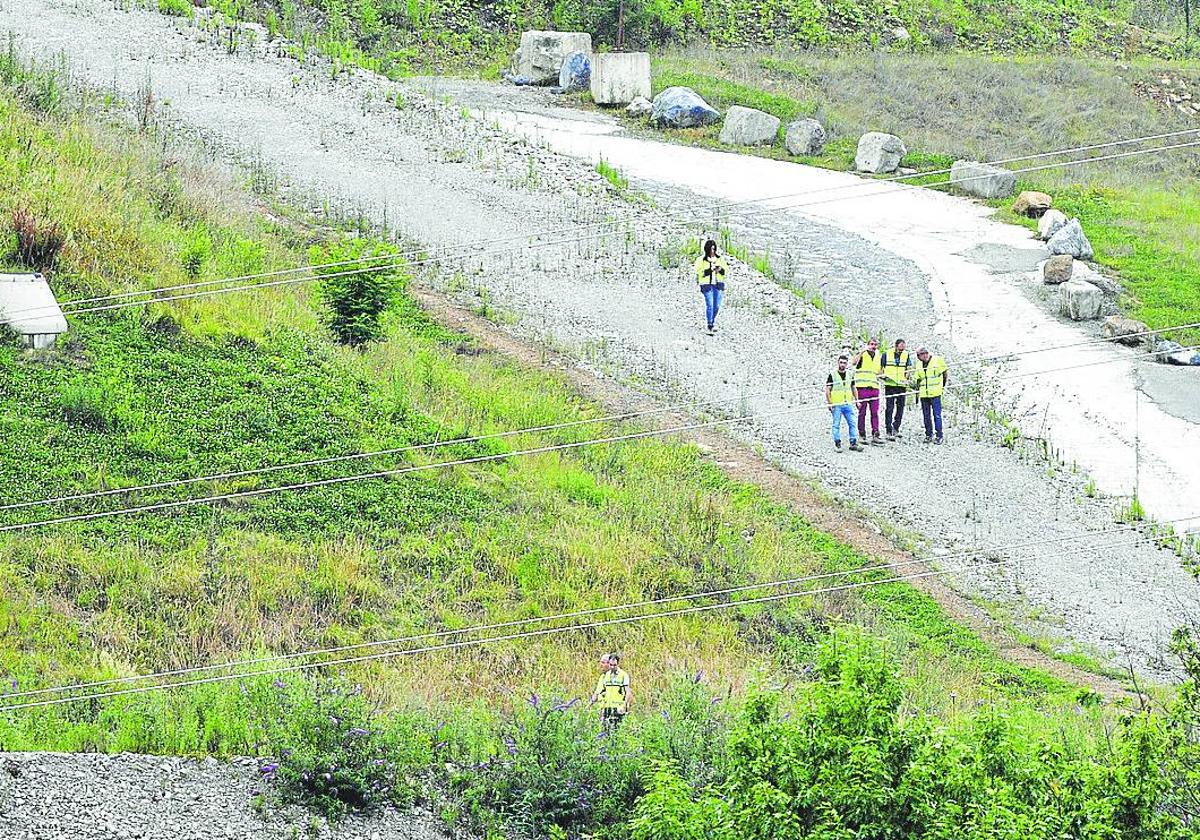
[785, 118, 826, 155]
[1059, 279, 1104, 321]
[1047, 218, 1094, 260]
[513, 31, 592, 86]
[590, 52, 651, 106]
[651, 87, 721, 128]
[949, 160, 1017, 199]
[855, 132, 907, 173]
[719, 105, 780, 146]
[1038, 209, 1068, 241]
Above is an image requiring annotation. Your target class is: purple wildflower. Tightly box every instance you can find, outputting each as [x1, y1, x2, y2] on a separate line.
[272, 678, 286, 690]
[693, 670, 705, 684]
[347, 727, 369, 738]
[527, 691, 539, 708]
[259, 762, 279, 776]
[502, 735, 517, 755]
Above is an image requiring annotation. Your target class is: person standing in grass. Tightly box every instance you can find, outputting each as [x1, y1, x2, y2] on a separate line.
[881, 338, 913, 441]
[589, 652, 631, 730]
[914, 346, 949, 444]
[827, 354, 863, 453]
[694, 239, 727, 335]
[852, 337, 884, 445]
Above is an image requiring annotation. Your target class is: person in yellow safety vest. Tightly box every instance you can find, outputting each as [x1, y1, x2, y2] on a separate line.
[589, 652, 632, 730]
[694, 239, 728, 335]
[913, 346, 949, 445]
[826, 354, 864, 453]
[880, 338, 913, 441]
[852, 337, 884, 445]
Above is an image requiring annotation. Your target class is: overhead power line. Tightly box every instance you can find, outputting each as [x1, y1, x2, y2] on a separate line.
[4, 514, 1178, 703]
[0, 525, 1176, 712]
[0, 341, 1193, 533]
[1, 133, 1199, 327]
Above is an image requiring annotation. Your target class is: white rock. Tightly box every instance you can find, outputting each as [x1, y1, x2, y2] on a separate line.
[625, 96, 652, 118]
[1047, 218, 1094, 260]
[785, 118, 826, 155]
[1059, 278, 1104, 321]
[855, 132, 907, 173]
[513, 31, 592, 85]
[949, 160, 1017, 199]
[1038, 209, 1068, 240]
[718, 105, 780, 146]
[590, 52, 651, 106]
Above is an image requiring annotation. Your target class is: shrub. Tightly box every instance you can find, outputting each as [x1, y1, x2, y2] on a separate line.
[58, 381, 121, 431]
[157, 0, 194, 18]
[264, 680, 412, 820]
[11, 206, 65, 272]
[311, 238, 403, 347]
[450, 694, 643, 835]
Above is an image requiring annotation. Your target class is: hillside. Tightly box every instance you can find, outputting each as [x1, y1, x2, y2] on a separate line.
[160, 0, 1188, 77]
[0, 15, 1199, 840]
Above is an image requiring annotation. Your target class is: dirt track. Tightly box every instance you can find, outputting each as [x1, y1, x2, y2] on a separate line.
[3, 0, 1197, 674]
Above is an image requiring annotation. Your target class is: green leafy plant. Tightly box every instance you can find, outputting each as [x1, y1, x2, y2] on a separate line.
[265, 680, 412, 820]
[311, 237, 403, 347]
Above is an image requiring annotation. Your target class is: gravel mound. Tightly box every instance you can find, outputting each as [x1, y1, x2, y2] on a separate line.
[0, 752, 447, 840]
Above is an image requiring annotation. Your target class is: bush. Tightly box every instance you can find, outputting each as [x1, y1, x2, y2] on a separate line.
[264, 680, 413, 820]
[311, 238, 403, 347]
[157, 0, 194, 18]
[11, 206, 65, 272]
[450, 694, 643, 836]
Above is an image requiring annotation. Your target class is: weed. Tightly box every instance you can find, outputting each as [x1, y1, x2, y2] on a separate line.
[157, 0, 194, 19]
[595, 157, 628, 192]
[11, 206, 65, 272]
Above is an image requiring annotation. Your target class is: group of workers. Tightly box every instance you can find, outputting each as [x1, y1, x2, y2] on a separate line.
[827, 337, 949, 450]
[693, 239, 951, 451]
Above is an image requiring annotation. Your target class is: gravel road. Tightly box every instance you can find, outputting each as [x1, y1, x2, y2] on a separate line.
[3, 0, 1195, 670]
[0, 752, 447, 840]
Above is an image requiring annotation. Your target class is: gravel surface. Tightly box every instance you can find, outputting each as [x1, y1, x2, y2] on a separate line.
[3, 0, 1195, 670]
[0, 752, 448, 840]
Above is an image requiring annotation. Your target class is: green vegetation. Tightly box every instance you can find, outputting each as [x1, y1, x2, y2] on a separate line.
[595, 157, 629, 192]
[645, 50, 1200, 342]
[312, 237, 404, 346]
[148, 0, 1193, 80]
[1, 36, 1198, 840]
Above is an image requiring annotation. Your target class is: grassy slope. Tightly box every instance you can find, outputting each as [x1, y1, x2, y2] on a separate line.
[163, 0, 1184, 80]
[648, 50, 1200, 341]
[0, 58, 1123, 763]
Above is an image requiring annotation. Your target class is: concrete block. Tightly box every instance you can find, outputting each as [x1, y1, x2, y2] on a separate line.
[590, 52, 651, 106]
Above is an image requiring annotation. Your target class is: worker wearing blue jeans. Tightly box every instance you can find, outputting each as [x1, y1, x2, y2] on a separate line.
[826, 355, 863, 452]
[694, 239, 728, 334]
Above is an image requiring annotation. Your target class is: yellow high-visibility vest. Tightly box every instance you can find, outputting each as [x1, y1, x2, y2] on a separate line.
[854, 350, 882, 390]
[828, 370, 854, 406]
[881, 350, 910, 387]
[595, 668, 630, 710]
[915, 355, 948, 398]
[694, 256, 728, 286]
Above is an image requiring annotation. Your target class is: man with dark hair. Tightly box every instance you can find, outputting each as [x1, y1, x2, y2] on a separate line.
[827, 354, 863, 452]
[914, 346, 949, 444]
[852, 338, 884, 445]
[881, 338, 912, 441]
[589, 652, 631, 730]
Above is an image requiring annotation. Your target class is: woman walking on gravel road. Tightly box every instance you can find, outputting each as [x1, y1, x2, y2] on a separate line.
[694, 239, 727, 334]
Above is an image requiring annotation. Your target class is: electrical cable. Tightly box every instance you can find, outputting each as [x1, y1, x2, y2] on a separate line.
[4, 513, 1183, 702]
[2, 134, 1199, 326]
[0, 341, 1192, 532]
[0, 525, 1174, 712]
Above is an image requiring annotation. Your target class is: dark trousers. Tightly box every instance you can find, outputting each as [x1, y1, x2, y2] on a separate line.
[884, 386, 906, 434]
[921, 396, 943, 439]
